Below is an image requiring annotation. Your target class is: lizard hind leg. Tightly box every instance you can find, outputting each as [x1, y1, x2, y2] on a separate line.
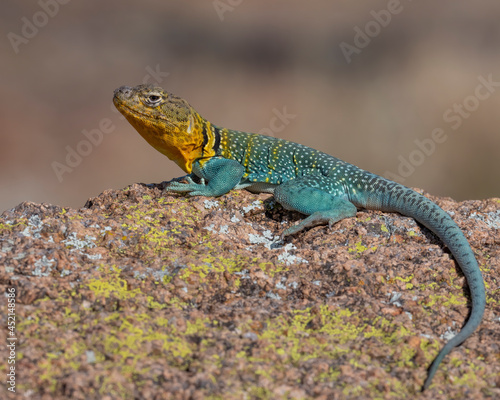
[274, 175, 357, 239]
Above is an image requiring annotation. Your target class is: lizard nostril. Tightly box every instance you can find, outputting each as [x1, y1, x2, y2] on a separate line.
[114, 86, 133, 98]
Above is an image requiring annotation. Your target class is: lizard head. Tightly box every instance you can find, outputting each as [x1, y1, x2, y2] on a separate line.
[113, 84, 205, 173]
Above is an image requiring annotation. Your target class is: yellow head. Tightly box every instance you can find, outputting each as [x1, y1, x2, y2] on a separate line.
[113, 84, 205, 173]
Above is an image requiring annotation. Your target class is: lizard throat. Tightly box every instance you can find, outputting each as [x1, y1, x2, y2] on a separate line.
[116, 102, 205, 173]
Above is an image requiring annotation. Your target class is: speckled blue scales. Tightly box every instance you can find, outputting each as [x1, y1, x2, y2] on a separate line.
[165, 127, 486, 391]
[218, 130, 338, 185]
[113, 84, 486, 392]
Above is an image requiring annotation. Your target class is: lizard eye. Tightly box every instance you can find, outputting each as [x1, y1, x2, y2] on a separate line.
[144, 93, 162, 106]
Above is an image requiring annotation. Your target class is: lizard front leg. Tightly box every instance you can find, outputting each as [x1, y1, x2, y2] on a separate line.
[167, 157, 245, 197]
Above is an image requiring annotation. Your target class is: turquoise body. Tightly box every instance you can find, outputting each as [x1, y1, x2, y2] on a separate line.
[167, 127, 486, 391]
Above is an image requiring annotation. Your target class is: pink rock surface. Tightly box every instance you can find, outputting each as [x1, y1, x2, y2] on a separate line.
[1, 184, 499, 399]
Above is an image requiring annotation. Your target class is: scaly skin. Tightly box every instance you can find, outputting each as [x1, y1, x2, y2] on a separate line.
[113, 84, 486, 391]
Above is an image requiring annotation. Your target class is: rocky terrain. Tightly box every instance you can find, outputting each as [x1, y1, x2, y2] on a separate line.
[1, 184, 499, 399]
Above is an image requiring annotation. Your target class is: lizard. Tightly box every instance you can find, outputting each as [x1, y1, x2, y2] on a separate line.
[113, 83, 486, 391]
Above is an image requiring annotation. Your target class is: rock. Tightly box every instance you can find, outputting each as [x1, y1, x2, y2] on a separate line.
[1, 183, 499, 399]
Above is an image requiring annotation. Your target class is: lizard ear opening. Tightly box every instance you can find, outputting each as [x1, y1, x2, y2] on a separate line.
[187, 114, 195, 134]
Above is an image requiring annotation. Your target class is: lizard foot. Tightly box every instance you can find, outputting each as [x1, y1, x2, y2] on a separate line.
[280, 211, 337, 240]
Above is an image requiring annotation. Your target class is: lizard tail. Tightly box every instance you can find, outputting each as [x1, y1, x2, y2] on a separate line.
[359, 179, 486, 390]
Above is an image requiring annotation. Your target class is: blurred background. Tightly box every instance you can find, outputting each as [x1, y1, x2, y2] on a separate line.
[1, 0, 499, 212]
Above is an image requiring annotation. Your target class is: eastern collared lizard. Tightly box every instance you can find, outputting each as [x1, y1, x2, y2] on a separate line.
[113, 84, 486, 391]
